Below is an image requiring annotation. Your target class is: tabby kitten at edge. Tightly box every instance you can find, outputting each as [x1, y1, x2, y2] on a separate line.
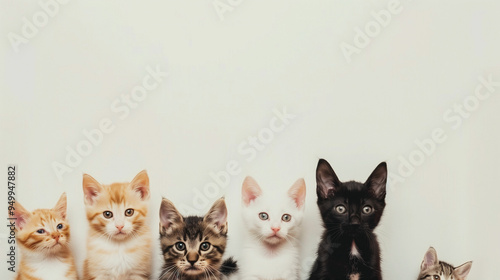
[158, 197, 237, 280]
[12, 193, 78, 280]
[309, 159, 387, 280]
[418, 247, 472, 280]
[82, 170, 152, 280]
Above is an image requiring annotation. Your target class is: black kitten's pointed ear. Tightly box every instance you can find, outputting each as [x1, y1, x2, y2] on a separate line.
[159, 198, 183, 235]
[365, 162, 387, 200]
[316, 159, 341, 199]
[421, 247, 439, 271]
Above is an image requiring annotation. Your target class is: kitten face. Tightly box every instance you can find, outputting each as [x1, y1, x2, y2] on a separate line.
[82, 170, 150, 241]
[13, 193, 70, 254]
[419, 247, 472, 280]
[316, 159, 386, 237]
[241, 177, 306, 246]
[159, 198, 228, 279]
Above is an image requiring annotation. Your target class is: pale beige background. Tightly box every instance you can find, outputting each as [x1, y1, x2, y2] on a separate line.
[1, 1, 499, 279]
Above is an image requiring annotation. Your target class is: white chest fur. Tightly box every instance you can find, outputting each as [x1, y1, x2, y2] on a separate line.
[238, 242, 300, 280]
[30, 257, 71, 280]
[90, 236, 145, 277]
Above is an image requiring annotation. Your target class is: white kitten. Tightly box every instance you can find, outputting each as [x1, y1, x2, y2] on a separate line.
[236, 176, 306, 280]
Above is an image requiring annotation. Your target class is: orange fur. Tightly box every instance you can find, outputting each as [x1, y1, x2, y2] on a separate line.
[82, 170, 152, 280]
[12, 193, 78, 280]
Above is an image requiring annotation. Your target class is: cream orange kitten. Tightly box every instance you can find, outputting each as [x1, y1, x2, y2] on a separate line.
[82, 170, 152, 280]
[12, 193, 78, 280]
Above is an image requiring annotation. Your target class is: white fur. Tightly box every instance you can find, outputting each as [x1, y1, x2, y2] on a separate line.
[236, 183, 304, 280]
[21, 252, 72, 280]
[350, 241, 361, 258]
[87, 235, 149, 280]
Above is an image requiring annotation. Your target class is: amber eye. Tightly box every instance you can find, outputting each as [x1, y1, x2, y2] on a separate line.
[281, 214, 292, 222]
[335, 205, 346, 214]
[200, 242, 211, 251]
[362, 206, 373, 214]
[103, 211, 113, 219]
[125, 209, 134, 217]
[36, 229, 45, 234]
[259, 212, 269, 220]
[57, 224, 63, 230]
[175, 242, 186, 251]
[433, 276, 440, 280]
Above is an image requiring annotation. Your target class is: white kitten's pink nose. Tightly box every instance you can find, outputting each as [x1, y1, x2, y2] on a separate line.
[271, 227, 281, 233]
[116, 225, 124, 231]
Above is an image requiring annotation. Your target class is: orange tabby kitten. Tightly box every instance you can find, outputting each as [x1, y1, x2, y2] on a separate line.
[12, 193, 78, 280]
[82, 170, 152, 280]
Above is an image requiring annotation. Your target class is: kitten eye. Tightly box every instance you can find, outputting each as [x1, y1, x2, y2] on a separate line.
[335, 205, 346, 214]
[103, 211, 113, 219]
[36, 229, 45, 234]
[362, 206, 373, 214]
[57, 224, 63, 230]
[125, 208, 134, 217]
[259, 212, 269, 220]
[175, 242, 186, 251]
[281, 214, 292, 222]
[200, 242, 211, 251]
[433, 276, 440, 280]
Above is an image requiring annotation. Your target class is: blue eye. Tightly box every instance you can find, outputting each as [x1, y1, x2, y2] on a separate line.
[37, 229, 45, 234]
[57, 224, 63, 230]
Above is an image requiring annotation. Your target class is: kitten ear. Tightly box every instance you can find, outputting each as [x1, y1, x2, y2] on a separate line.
[365, 162, 387, 200]
[454, 261, 472, 279]
[52, 193, 67, 220]
[421, 247, 439, 271]
[288, 178, 306, 209]
[130, 170, 150, 201]
[204, 198, 228, 235]
[82, 174, 102, 205]
[316, 159, 341, 199]
[242, 176, 262, 206]
[159, 198, 183, 235]
[12, 201, 31, 231]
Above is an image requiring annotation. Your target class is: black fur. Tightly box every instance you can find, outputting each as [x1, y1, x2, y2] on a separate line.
[220, 257, 238, 276]
[309, 159, 387, 280]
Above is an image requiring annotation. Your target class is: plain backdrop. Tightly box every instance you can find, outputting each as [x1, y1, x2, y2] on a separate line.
[1, 1, 500, 279]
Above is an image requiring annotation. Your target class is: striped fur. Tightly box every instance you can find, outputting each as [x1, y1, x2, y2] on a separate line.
[418, 247, 472, 280]
[12, 193, 78, 280]
[82, 171, 152, 280]
[158, 198, 236, 280]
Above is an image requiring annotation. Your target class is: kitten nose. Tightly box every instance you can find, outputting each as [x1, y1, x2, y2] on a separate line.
[52, 234, 60, 242]
[271, 227, 281, 233]
[187, 252, 198, 266]
[116, 225, 124, 231]
[350, 215, 361, 225]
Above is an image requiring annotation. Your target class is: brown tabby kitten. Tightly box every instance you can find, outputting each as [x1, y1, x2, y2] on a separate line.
[12, 193, 78, 280]
[418, 247, 472, 280]
[158, 197, 236, 280]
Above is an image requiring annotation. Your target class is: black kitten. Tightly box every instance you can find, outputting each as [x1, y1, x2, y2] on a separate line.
[309, 159, 387, 280]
